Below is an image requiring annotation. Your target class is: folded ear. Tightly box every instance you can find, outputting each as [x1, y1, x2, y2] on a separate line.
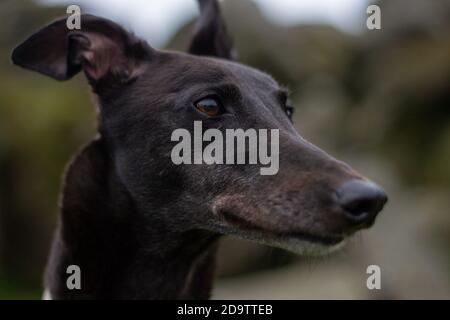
[11, 14, 152, 86]
[188, 0, 237, 60]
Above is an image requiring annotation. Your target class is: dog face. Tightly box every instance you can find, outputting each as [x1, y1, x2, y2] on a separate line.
[12, 2, 386, 255]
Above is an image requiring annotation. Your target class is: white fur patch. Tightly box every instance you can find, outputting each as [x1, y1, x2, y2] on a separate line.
[42, 289, 52, 300]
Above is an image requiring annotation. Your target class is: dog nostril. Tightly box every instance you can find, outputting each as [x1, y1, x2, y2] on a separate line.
[337, 179, 387, 224]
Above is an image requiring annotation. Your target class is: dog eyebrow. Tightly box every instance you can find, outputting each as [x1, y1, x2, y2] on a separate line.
[209, 83, 242, 100]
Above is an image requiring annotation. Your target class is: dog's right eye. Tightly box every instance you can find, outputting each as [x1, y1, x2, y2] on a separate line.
[194, 97, 223, 117]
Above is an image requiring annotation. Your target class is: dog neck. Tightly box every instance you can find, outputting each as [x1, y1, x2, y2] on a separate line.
[44, 138, 219, 299]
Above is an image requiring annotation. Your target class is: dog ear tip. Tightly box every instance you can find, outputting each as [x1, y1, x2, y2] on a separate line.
[10, 43, 32, 72]
[10, 44, 26, 68]
[10, 53, 18, 66]
[11, 36, 36, 67]
[11, 41, 21, 59]
[11, 48, 68, 81]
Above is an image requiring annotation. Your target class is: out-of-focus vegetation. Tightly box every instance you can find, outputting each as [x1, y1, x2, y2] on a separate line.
[0, 0, 449, 299]
[0, 0, 95, 299]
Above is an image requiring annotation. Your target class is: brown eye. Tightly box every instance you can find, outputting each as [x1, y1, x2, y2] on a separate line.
[194, 97, 222, 116]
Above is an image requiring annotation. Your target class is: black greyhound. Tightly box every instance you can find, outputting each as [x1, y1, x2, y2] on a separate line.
[11, 0, 387, 299]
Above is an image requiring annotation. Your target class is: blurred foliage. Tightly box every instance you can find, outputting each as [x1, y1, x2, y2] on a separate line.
[0, 0, 95, 298]
[0, 0, 449, 299]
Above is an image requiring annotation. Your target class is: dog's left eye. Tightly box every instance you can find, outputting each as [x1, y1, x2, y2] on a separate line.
[285, 101, 294, 120]
[194, 97, 223, 117]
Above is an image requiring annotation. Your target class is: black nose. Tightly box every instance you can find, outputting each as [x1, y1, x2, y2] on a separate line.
[337, 180, 387, 225]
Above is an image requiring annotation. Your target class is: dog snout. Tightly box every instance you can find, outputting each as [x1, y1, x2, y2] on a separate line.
[336, 179, 387, 227]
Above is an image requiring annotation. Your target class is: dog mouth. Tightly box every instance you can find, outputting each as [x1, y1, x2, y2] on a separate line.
[219, 209, 345, 247]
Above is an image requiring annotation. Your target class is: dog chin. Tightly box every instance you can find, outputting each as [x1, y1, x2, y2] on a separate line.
[220, 227, 347, 256]
[267, 236, 347, 256]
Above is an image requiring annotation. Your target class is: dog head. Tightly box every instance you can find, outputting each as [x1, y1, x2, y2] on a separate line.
[11, 0, 387, 255]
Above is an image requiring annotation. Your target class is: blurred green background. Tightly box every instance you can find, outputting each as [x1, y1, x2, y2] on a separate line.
[0, 0, 449, 299]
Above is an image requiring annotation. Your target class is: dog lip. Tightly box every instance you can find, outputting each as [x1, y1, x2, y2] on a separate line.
[219, 209, 344, 246]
